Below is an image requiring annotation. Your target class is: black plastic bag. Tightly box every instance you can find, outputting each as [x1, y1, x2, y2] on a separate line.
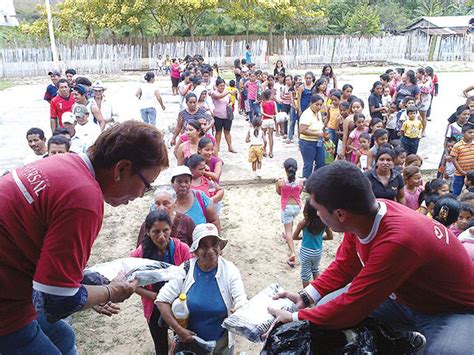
[261, 321, 311, 355]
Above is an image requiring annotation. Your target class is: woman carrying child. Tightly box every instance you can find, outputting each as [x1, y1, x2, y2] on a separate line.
[198, 137, 223, 183]
[346, 113, 369, 164]
[176, 119, 206, 165]
[276, 158, 305, 268]
[293, 200, 333, 287]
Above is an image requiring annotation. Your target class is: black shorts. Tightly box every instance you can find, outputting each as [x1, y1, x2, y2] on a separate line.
[171, 76, 180, 88]
[214, 117, 232, 132]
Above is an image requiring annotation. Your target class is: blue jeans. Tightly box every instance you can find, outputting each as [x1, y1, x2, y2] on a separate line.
[299, 139, 326, 178]
[288, 107, 299, 141]
[248, 99, 260, 124]
[401, 136, 420, 155]
[452, 175, 465, 196]
[0, 314, 76, 354]
[140, 107, 157, 126]
[317, 286, 474, 354]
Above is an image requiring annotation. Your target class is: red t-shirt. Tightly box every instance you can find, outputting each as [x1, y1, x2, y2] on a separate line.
[50, 94, 75, 127]
[298, 200, 474, 329]
[0, 154, 104, 335]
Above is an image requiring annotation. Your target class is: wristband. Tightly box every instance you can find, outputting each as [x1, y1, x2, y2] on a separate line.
[101, 285, 111, 306]
[298, 290, 312, 308]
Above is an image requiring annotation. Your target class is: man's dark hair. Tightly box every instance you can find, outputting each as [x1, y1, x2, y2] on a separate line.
[26, 127, 45, 140]
[65, 68, 77, 76]
[57, 78, 69, 86]
[53, 127, 70, 136]
[406, 106, 418, 114]
[305, 160, 376, 214]
[47, 135, 70, 150]
[75, 76, 92, 87]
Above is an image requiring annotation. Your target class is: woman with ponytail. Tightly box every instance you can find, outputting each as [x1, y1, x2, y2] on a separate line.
[276, 158, 305, 267]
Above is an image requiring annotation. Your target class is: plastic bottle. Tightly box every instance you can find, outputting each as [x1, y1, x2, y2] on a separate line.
[208, 180, 217, 195]
[172, 293, 189, 328]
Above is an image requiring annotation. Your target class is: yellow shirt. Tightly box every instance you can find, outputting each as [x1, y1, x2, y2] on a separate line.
[401, 119, 423, 139]
[327, 106, 340, 130]
[226, 87, 238, 105]
[299, 107, 324, 142]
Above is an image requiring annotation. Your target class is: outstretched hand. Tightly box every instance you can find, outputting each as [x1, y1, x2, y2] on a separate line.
[273, 291, 305, 310]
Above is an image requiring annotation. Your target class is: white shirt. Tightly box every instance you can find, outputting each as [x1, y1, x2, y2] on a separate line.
[74, 121, 101, 152]
[248, 127, 264, 146]
[156, 257, 247, 347]
[138, 83, 158, 109]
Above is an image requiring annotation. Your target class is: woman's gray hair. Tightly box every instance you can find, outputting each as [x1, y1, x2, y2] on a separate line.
[154, 185, 177, 202]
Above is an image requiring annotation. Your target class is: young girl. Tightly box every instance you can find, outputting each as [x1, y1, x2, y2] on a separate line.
[341, 98, 364, 160]
[293, 200, 333, 287]
[174, 116, 216, 157]
[325, 90, 341, 146]
[418, 178, 450, 215]
[176, 119, 206, 165]
[449, 204, 473, 236]
[341, 84, 353, 102]
[312, 78, 328, 105]
[445, 104, 470, 144]
[356, 132, 371, 172]
[336, 101, 350, 159]
[346, 113, 369, 163]
[405, 154, 423, 168]
[403, 166, 424, 210]
[297, 72, 315, 116]
[260, 89, 277, 158]
[433, 197, 460, 227]
[276, 158, 305, 268]
[386, 102, 399, 141]
[186, 154, 224, 212]
[367, 128, 389, 168]
[394, 146, 407, 172]
[246, 116, 265, 178]
[130, 210, 191, 355]
[198, 137, 223, 183]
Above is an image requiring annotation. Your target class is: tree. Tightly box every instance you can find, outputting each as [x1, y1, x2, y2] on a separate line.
[344, 2, 381, 35]
[221, 0, 259, 40]
[147, 0, 177, 40]
[175, 0, 218, 41]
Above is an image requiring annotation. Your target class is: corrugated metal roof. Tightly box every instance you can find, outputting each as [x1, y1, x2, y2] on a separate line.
[407, 15, 472, 31]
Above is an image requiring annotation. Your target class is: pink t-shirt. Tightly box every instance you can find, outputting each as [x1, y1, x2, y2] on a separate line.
[180, 133, 216, 146]
[349, 127, 369, 163]
[261, 100, 276, 118]
[245, 80, 258, 100]
[212, 91, 230, 119]
[170, 63, 181, 78]
[404, 186, 423, 210]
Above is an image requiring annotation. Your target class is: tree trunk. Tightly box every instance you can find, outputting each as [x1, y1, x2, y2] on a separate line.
[268, 25, 274, 55]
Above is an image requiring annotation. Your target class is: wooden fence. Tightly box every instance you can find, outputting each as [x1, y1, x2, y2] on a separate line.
[0, 33, 472, 77]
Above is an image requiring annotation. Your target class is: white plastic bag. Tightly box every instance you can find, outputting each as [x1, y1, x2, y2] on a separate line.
[83, 257, 186, 287]
[222, 283, 297, 342]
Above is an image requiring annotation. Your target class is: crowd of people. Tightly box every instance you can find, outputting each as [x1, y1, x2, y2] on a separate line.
[1, 52, 474, 355]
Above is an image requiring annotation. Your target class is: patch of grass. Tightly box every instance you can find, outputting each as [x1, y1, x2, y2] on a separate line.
[0, 80, 14, 91]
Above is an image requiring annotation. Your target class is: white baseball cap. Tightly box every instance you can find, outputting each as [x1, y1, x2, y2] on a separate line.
[62, 112, 76, 125]
[189, 223, 228, 253]
[92, 81, 106, 90]
[170, 166, 192, 181]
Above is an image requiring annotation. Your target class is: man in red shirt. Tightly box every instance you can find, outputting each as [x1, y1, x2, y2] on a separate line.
[50, 78, 75, 133]
[270, 161, 474, 354]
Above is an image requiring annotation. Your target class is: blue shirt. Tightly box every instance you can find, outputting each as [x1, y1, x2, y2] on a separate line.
[300, 88, 312, 112]
[185, 190, 211, 225]
[302, 227, 323, 250]
[245, 50, 251, 64]
[187, 264, 227, 341]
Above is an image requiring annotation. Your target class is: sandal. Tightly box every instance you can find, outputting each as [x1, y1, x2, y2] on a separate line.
[269, 153, 273, 158]
[287, 256, 296, 268]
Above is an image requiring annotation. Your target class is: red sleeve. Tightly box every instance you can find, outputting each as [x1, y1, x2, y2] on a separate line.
[299, 242, 422, 329]
[50, 99, 58, 119]
[311, 233, 362, 297]
[173, 238, 192, 265]
[33, 208, 102, 288]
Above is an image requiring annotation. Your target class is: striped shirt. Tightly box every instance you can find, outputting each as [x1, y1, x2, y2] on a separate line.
[451, 139, 474, 176]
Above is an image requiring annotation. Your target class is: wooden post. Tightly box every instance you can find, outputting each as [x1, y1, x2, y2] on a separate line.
[44, 0, 59, 66]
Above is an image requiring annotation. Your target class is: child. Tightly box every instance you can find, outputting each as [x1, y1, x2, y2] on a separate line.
[393, 146, 406, 172]
[346, 113, 368, 163]
[246, 116, 265, 178]
[245, 71, 260, 123]
[405, 154, 423, 168]
[356, 132, 371, 172]
[382, 86, 392, 107]
[432, 196, 460, 226]
[445, 104, 470, 144]
[341, 99, 364, 160]
[386, 102, 399, 141]
[438, 137, 456, 186]
[260, 89, 277, 158]
[465, 170, 474, 193]
[293, 200, 333, 287]
[197, 137, 223, 183]
[336, 101, 350, 159]
[325, 90, 342, 146]
[403, 166, 424, 210]
[449, 204, 473, 236]
[186, 154, 224, 211]
[276, 158, 305, 268]
[367, 128, 389, 168]
[451, 123, 474, 195]
[458, 219, 474, 260]
[226, 79, 239, 112]
[400, 106, 423, 155]
[418, 178, 450, 215]
[130, 210, 191, 355]
[396, 96, 416, 133]
[323, 129, 336, 165]
[420, 192, 441, 218]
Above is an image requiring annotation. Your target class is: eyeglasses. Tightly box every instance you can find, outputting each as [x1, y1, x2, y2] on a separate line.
[133, 166, 153, 193]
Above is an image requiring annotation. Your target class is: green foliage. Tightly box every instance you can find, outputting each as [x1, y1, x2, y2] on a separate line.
[344, 2, 381, 35]
[12, 0, 474, 41]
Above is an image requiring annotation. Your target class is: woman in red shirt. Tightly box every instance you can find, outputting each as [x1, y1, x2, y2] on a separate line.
[170, 58, 181, 96]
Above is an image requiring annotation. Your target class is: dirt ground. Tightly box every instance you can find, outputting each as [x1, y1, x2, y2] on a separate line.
[72, 183, 342, 354]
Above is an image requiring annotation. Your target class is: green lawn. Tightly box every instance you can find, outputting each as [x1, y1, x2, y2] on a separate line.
[0, 80, 14, 91]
